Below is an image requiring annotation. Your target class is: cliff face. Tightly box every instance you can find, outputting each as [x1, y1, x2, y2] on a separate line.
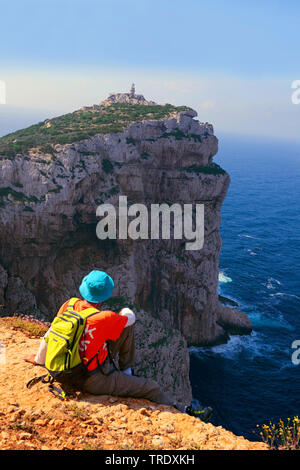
[0, 97, 251, 346]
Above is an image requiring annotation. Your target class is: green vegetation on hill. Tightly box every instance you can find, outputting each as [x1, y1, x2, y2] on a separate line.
[159, 128, 207, 142]
[0, 102, 191, 159]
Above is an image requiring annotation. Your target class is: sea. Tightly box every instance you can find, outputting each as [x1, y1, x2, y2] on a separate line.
[189, 133, 300, 440]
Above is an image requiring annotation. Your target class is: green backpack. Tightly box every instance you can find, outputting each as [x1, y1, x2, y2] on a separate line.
[27, 297, 100, 397]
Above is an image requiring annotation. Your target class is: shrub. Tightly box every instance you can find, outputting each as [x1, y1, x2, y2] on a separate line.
[141, 152, 150, 159]
[181, 163, 226, 175]
[39, 144, 56, 155]
[257, 417, 300, 450]
[126, 137, 136, 145]
[102, 158, 114, 174]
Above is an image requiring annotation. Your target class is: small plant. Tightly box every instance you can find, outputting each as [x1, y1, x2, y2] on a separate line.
[181, 163, 226, 175]
[159, 129, 205, 142]
[82, 444, 103, 450]
[126, 137, 135, 145]
[118, 444, 133, 450]
[141, 152, 151, 159]
[102, 158, 114, 174]
[257, 416, 300, 450]
[10, 421, 35, 433]
[40, 144, 57, 155]
[63, 403, 89, 420]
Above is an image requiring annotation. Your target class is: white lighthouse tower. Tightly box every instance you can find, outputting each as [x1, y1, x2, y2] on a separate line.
[130, 83, 135, 97]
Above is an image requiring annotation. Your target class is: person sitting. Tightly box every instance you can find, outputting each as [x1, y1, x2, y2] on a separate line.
[24, 269, 212, 421]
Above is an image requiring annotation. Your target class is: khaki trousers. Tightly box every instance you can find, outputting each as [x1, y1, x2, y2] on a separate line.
[82, 325, 184, 411]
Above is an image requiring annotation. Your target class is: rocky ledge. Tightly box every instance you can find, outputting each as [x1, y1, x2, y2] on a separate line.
[0, 320, 266, 451]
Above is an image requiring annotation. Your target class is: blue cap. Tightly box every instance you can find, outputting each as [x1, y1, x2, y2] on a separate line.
[79, 270, 114, 303]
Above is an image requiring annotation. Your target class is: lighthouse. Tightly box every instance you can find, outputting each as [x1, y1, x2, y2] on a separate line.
[130, 83, 135, 97]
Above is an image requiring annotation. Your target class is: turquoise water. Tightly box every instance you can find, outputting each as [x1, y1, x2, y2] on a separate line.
[189, 134, 300, 440]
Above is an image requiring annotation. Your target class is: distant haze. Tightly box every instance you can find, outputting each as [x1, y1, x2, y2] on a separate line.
[1, 0, 300, 141]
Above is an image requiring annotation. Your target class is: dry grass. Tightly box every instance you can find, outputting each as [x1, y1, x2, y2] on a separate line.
[1, 315, 50, 338]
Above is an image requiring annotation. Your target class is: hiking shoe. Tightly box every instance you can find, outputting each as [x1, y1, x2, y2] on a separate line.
[185, 405, 213, 422]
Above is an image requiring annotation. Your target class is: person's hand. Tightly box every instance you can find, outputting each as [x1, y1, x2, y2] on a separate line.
[22, 354, 38, 365]
[119, 308, 135, 326]
[120, 307, 134, 315]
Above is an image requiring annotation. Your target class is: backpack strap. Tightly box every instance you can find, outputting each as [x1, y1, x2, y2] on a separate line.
[48, 384, 67, 401]
[26, 374, 66, 401]
[107, 342, 119, 373]
[66, 297, 80, 310]
[84, 342, 119, 377]
[26, 373, 52, 389]
[80, 307, 101, 317]
[64, 299, 100, 319]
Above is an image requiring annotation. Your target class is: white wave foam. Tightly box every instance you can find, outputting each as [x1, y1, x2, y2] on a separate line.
[218, 272, 232, 283]
[238, 233, 260, 240]
[247, 249, 257, 256]
[270, 292, 300, 300]
[265, 277, 282, 290]
[190, 331, 274, 361]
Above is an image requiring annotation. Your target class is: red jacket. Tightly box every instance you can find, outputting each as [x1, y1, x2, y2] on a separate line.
[57, 299, 127, 372]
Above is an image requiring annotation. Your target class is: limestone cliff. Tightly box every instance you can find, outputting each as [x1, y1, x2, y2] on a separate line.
[0, 91, 251, 401]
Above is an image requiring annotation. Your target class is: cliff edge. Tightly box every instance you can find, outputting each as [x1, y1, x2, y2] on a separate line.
[0, 319, 265, 450]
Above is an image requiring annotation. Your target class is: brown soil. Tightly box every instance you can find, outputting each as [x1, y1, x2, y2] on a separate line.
[0, 318, 267, 451]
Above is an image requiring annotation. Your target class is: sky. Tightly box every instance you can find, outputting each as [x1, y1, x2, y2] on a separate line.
[0, 0, 300, 140]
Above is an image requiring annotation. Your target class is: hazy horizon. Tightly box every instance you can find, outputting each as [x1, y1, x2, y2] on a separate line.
[1, 0, 300, 141]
